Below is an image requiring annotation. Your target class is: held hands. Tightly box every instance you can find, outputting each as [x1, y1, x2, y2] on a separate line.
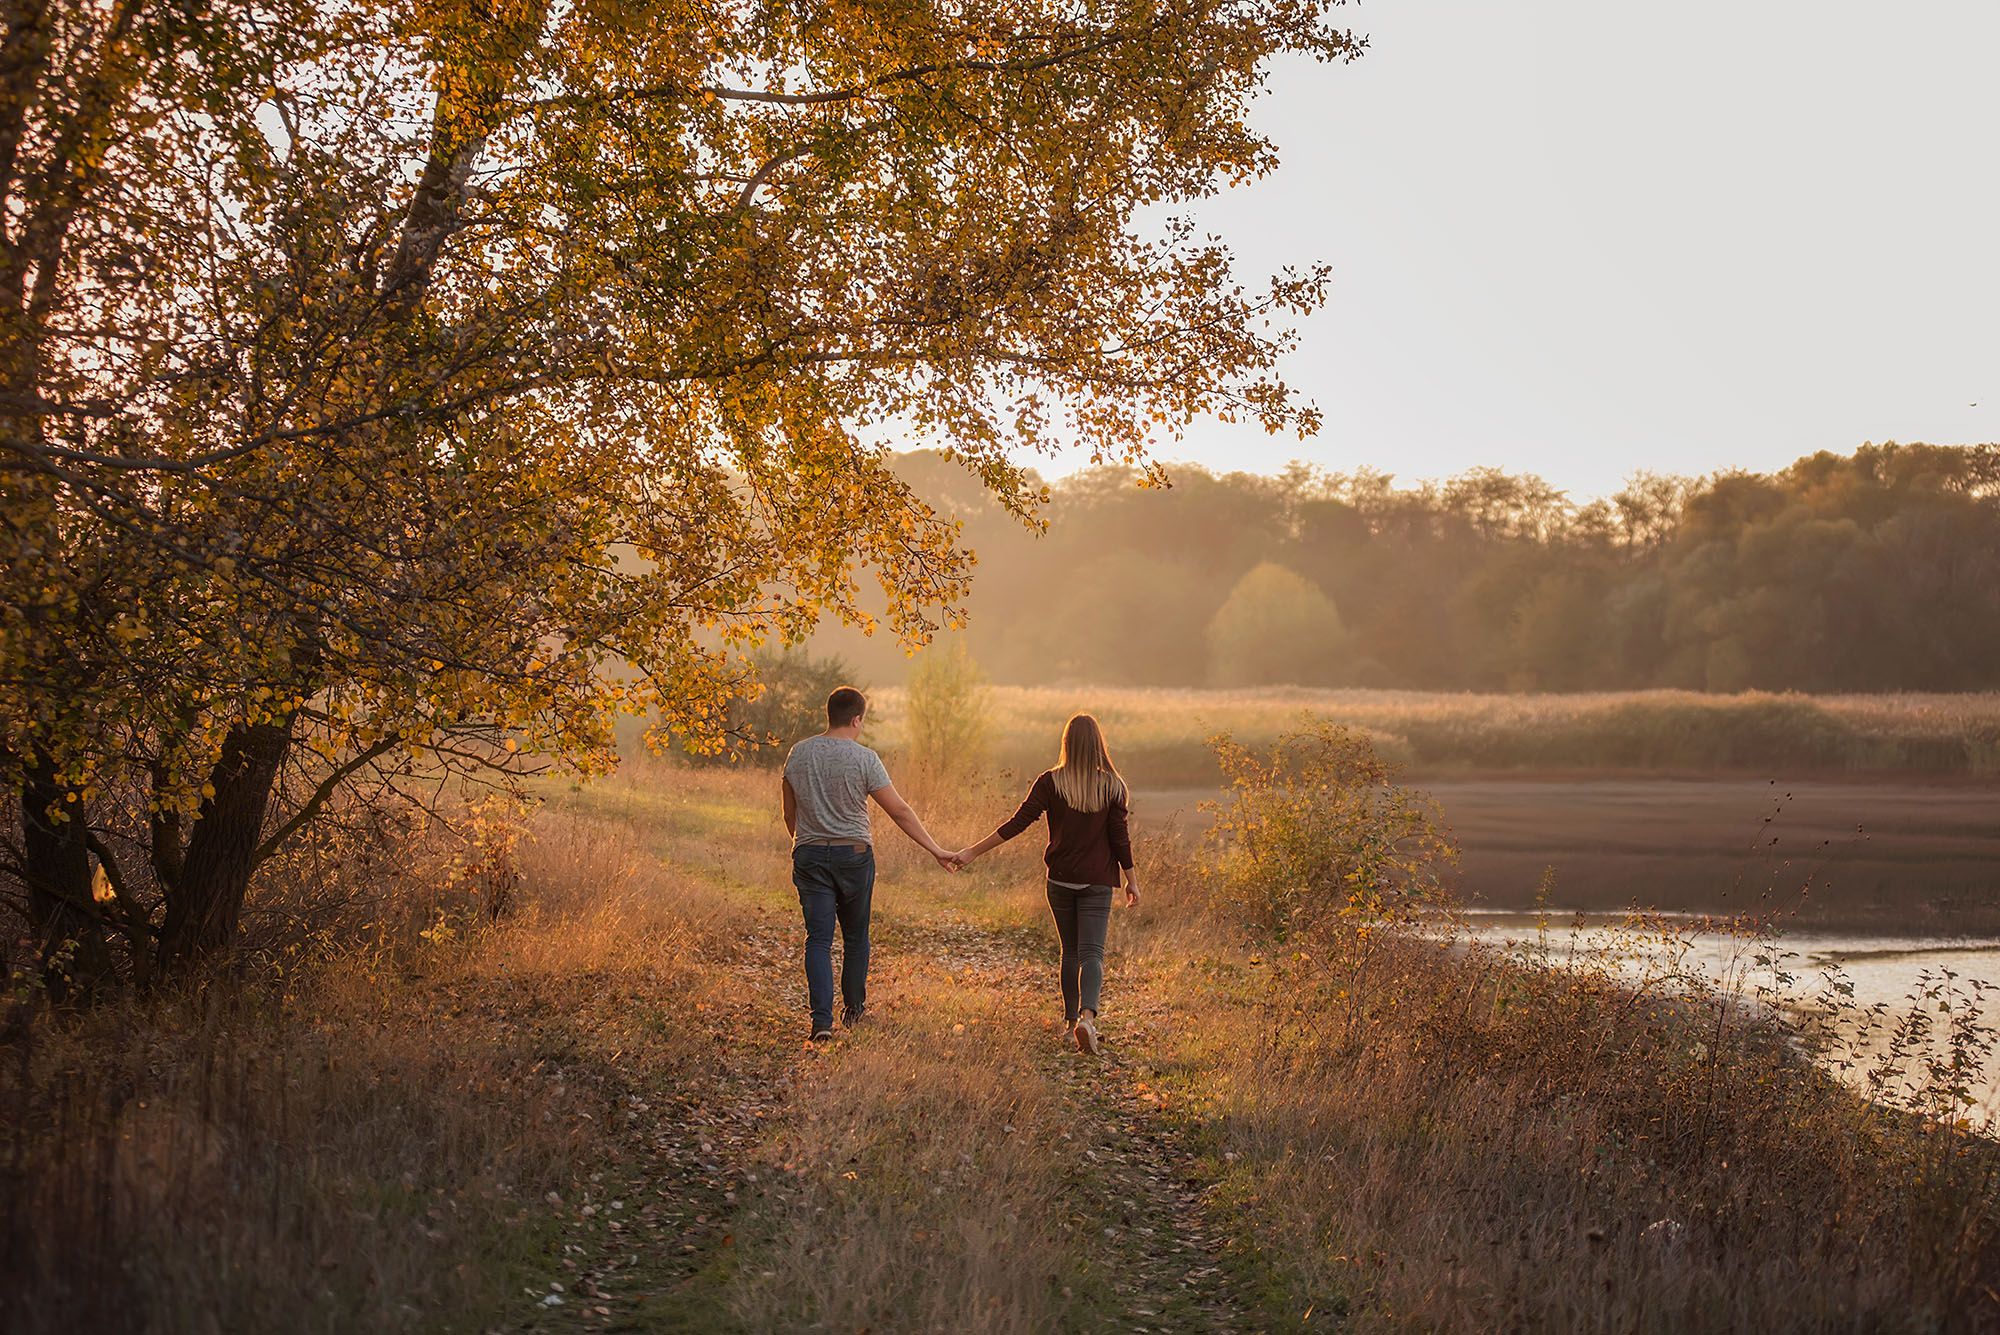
[924, 839, 978, 873]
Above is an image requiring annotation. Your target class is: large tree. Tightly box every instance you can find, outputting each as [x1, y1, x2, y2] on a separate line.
[0, 0, 1358, 983]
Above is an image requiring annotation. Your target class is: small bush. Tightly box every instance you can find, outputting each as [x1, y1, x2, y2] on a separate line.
[1202, 718, 1456, 935]
[899, 639, 992, 793]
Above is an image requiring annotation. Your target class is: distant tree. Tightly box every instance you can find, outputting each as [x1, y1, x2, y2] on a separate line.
[1507, 569, 1613, 691]
[1207, 563, 1349, 687]
[695, 651, 858, 767]
[917, 444, 2000, 696]
[902, 640, 992, 789]
[1612, 472, 1694, 549]
[1027, 552, 1230, 685]
[1439, 467, 1571, 542]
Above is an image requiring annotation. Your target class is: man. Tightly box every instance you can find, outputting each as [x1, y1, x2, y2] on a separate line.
[781, 685, 955, 1041]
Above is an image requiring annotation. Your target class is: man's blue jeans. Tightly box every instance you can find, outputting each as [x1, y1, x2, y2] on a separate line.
[792, 844, 875, 1032]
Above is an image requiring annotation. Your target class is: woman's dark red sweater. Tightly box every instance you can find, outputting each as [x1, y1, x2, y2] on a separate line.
[994, 770, 1133, 887]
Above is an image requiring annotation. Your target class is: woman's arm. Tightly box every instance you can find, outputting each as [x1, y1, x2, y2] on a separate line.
[956, 774, 1049, 865]
[1109, 788, 1137, 906]
[953, 830, 1006, 866]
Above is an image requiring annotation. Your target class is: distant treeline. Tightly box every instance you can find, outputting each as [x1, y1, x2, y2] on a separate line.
[812, 443, 2000, 693]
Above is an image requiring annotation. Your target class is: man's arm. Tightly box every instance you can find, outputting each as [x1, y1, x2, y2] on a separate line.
[782, 776, 799, 838]
[869, 783, 955, 869]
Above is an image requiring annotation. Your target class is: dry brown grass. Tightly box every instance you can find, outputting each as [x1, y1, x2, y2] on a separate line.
[1113, 846, 2000, 1331]
[728, 970, 1083, 1332]
[0, 791, 754, 1335]
[556, 762, 1139, 1331]
[9, 758, 1998, 1333]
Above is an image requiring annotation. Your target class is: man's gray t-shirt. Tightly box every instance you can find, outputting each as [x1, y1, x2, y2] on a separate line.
[784, 736, 892, 846]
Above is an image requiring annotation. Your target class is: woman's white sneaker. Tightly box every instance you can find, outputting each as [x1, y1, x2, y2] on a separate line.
[1075, 1013, 1100, 1054]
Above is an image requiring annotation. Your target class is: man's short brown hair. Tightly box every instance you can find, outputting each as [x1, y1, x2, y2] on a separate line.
[826, 686, 867, 728]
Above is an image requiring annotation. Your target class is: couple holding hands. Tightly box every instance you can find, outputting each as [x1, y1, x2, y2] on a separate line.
[781, 686, 1139, 1053]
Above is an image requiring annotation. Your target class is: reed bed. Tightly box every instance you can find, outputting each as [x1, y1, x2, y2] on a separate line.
[1110, 791, 2000, 1330]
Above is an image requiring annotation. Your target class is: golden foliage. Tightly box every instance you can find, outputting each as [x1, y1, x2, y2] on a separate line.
[0, 0, 1359, 967]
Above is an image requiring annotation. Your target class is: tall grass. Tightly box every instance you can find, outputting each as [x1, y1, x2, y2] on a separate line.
[1142, 917, 2000, 1328]
[1113, 723, 2000, 1329]
[0, 789, 752, 1335]
[728, 974, 1086, 1332]
[865, 685, 2000, 785]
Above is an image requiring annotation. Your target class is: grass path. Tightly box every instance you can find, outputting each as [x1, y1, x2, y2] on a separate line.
[499, 904, 803, 1331]
[866, 908, 1252, 1331]
[501, 858, 1260, 1333]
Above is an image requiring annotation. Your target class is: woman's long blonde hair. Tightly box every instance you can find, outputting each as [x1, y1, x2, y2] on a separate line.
[1051, 713, 1127, 813]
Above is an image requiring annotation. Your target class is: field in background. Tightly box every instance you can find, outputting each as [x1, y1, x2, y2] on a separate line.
[862, 685, 2000, 786]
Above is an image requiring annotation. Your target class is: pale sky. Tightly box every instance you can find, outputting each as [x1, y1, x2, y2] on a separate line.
[1039, 0, 2000, 499]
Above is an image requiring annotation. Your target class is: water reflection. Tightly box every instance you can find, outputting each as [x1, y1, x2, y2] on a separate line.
[1458, 911, 2000, 1117]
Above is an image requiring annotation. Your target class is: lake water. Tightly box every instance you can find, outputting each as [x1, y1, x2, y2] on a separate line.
[1137, 780, 2000, 1114]
[1462, 911, 2000, 1115]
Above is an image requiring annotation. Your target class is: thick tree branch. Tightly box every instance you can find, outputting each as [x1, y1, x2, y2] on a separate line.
[252, 737, 400, 865]
[80, 828, 152, 947]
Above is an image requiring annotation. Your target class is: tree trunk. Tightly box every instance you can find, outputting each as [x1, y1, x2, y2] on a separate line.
[155, 720, 291, 971]
[19, 754, 107, 998]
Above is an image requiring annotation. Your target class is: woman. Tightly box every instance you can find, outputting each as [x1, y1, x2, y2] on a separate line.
[954, 713, 1139, 1053]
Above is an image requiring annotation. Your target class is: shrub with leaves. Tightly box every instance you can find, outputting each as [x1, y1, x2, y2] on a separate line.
[694, 650, 858, 767]
[1202, 718, 1456, 936]
[900, 641, 993, 793]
